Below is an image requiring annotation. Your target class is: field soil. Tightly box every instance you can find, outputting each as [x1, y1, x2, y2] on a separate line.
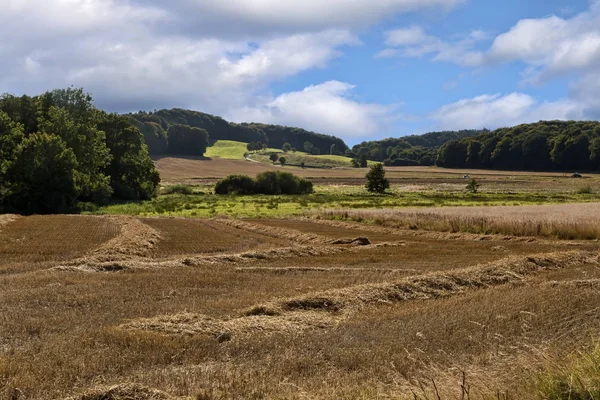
[155, 156, 600, 194]
[2, 212, 600, 399]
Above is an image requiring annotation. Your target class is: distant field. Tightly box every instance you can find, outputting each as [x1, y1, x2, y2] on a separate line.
[203, 140, 360, 168]
[2, 214, 600, 398]
[155, 156, 600, 192]
[204, 140, 248, 160]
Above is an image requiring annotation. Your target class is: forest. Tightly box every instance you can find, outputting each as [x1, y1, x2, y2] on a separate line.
[349, 130, 485, 166]
[128, 108, 348, 157]
[435, 120, 600, 171]
[0, 89, 160, 214]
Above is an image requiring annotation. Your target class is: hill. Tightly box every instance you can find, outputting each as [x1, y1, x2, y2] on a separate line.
[436, 120, 600, 171]
[350, 129, 484, 166]
[127, 108, 349, 157]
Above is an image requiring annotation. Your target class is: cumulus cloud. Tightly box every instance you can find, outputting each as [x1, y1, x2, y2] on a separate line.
[377, 26, 487, 66]
[487, 5, 600, 82]
[227, 81, 399, 139]
[381, 2, 600, 82]
[2, 0, 458, 133]
[432, 92, 581, 130]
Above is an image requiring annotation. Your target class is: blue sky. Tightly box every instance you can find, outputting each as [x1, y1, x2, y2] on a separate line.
[2, 0, 600, 145]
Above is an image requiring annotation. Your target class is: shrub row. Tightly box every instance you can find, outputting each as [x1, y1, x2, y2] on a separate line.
[215, 171, 313, 195]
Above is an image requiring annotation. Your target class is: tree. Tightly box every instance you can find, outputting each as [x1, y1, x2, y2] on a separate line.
[360, 154, 368, 168]
[282, 142, 292, 153]
[0, 88, 161, 213]
[98, 113, 160, 200]
[166, 124, 209, 156]
[300, 161, 305, 169]
[365, 163, 389, 194]
[2, 133, 79, 214]
[269, 153, 279, 164]
[279, 157, 286, 166]
[247, 142, 260, 152]
[351, 159, 360, 168]
[330, 144, 336, 155]
[436, 140, 467, 168]
[304, 141, 315, 154]
[466, 178, 479, 193]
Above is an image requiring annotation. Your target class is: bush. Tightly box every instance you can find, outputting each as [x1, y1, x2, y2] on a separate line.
[577, 185, 593, 194]
[466, 179, 480, 193]
[215, 171, 313, 195]
[162, 184, 193, 195]
[215, 175, 257, 195]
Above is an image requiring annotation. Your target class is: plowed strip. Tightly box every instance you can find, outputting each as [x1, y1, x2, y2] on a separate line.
[0, 215, 120, 263]
[142, 218, 291, 257]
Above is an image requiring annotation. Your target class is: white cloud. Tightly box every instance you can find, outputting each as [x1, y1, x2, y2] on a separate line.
[487, 6, 600, 81]
[227, 81, 398, 140]
[377, 26, 487, 66]
[1, 0, 445, 136]
[218, 30, 359, 85]
[432, 92, 581, 130]
[379, 2, 600, 82]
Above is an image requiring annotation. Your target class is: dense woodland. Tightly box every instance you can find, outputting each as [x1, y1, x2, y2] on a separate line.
[435, 121, 600, 171]
[0, 89, 159, 214]
[349, 130, 484, 166]
[128, 109, 348, 157]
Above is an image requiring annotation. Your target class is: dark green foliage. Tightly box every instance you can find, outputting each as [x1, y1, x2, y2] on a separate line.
[365, 163, 390, 194]
[215, 175, 257, 195]
[434, 121, 600, 171]
[436, 140, 468, 168]
[166, 124, 208, 156]
[279, 157, 286, 166]
[98, 113, 160, 200]
[2, 133, 79, 214]
[0, 88, 160, 214]
[128, 109, 348, 156]
[359, 155, 368, 168]
[303, 141, 321, 155]
[269, 153, 279, 163]
[282, 142, 292, 152]
[247, 142, 264, 152]
[215, 171, 313, 195]
[384, 158, 420, 166]
[351, 129, 482, 166]
[255, 171, 313, 195]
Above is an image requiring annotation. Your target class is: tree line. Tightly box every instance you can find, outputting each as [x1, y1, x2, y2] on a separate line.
[128, 108, 348, 157]
[349, 130, 484, 166]
[436, 121, 600, 171]
[0, 88, 160, 214]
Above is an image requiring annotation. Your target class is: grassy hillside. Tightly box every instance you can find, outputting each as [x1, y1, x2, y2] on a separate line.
[206, 140, 365, 168]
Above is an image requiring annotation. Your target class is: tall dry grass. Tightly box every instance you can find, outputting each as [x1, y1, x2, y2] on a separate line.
[318, 203, 600, 240]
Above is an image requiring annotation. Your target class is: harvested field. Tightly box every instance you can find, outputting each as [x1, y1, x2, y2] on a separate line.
[3, 213, 600, 399]
[0, 215, 120, 267]
[142, 218, 291, 257]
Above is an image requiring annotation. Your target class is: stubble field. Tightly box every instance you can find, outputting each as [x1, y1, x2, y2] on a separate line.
[2, 207, 600, 399]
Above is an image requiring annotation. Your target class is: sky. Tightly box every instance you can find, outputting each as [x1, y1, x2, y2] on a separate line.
[2, 0, 600, 145]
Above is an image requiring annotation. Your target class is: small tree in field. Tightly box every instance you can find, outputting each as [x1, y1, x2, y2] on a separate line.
[279, 157, 286, 166]
[365, 163, 389, 194]
[269, 153, 279, 164]
[282, 143, 292, 153]
[466, 178, 480, 193]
